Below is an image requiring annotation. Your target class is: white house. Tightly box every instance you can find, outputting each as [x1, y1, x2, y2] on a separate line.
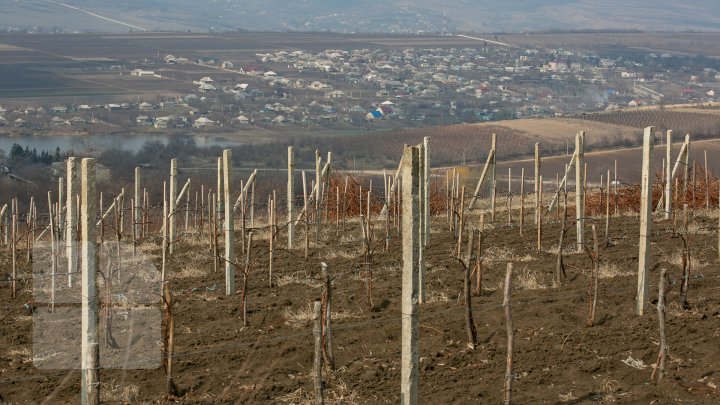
[131, 69, 155, 77]
[193, 117, 215, 128]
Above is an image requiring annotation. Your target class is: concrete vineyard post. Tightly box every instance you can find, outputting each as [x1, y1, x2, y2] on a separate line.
[490, 133, 497, 221]
[169, 158, 177, 254]
[315, 150, 321, 242]
[665, 131, 672, 219]
[704, 150, 709, 209]
[637, 127, 655, 316]
[423, 136, 430, 247]
[400, 145, 419, 405]
[575, 132, 585, 253]
[134, 167, 141, 239]
[418, 141, 427, 304]
[66, 157, 78, 287]
[80, 158, 99, 405]
[534, 143, 540, 225]
[683, 134, 690, 199]
[287, 146, 295, 249]
[223, 150, 235, 295]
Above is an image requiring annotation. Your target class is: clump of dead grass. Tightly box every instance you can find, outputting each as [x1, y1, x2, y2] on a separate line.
[100, 379, 140, 403]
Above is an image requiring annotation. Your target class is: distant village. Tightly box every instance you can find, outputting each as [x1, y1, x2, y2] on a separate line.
[1, 44, 719, 133]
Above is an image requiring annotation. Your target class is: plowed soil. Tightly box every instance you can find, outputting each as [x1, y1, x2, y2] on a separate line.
[1, 211, 720, 404]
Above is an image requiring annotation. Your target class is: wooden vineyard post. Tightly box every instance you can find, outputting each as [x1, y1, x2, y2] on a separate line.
[287, 146, 295, 249]
[651, 269, 669, 383]
[223, 150, 235, 295]
[464, 228, 478, 350]
[503, 263, 514, 405]
[67, 157, 78, 287]
[321, 262, 334, 370]
[665, 131, 673, 219]
[80, 158, 99, 405]
[134, 166, 141, 240]
[587, 225, 599, 327]
[718, 186, 720, 261]
[400, 145, 420, 405]
[169, 158, 177, 254]
[216, 157, 223, 230]
[637, 127, 655, 316]
[614, 160, 618, 215]
[575, 132, 585, 253]
[534, 143, 540, 225]
[705, 150, 709, 209]
[313, 299, 324, 405]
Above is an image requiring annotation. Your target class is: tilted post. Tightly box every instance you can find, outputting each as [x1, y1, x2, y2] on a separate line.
[223, 150, 235, 295]
[66, 157, 78, 287]
[637, 127, 655, 316]
[575, 132, 585, 252]
[169, 159, 177, 254]
[400, 145, 420, 405]
[80, 158, 99, 405]
[287, 146, 295, 249]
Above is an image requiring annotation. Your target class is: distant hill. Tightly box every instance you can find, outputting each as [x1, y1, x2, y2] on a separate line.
[1, 0, 719, 34]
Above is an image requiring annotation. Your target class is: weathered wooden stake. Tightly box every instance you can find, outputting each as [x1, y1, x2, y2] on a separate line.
[464, 228, 478, 350]
[636, 127, 655, 316]
[503, 263, 514, 405]
[80, 158, 99, 405]
[321, 262, 334, 370]
[401, 145, 419, 405]
[651, 269, 668, 383]
[313, 299, 324, 405]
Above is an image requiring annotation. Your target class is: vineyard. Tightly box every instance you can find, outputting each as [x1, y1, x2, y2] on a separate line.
[575, 109, 720, 139]
[1, 128, 720, 403]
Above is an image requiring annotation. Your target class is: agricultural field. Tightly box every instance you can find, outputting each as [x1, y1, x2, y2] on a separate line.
[1, 140, 720, 402]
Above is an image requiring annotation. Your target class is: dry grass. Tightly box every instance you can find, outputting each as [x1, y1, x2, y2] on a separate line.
[485, 247, 534, 263]
[598, 262, 633, 279]
[515, 266, 547, 290]
[283, 303, 361, 329]
[275, 272, 324, 288]
[100, 379, 140, 403]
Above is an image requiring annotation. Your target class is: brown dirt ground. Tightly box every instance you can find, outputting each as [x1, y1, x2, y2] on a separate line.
[1, 210, 720, 404]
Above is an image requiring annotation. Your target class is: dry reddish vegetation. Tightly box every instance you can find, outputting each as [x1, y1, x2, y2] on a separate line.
[576, 110, 720, 139]
[1, 189, 720, 403]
